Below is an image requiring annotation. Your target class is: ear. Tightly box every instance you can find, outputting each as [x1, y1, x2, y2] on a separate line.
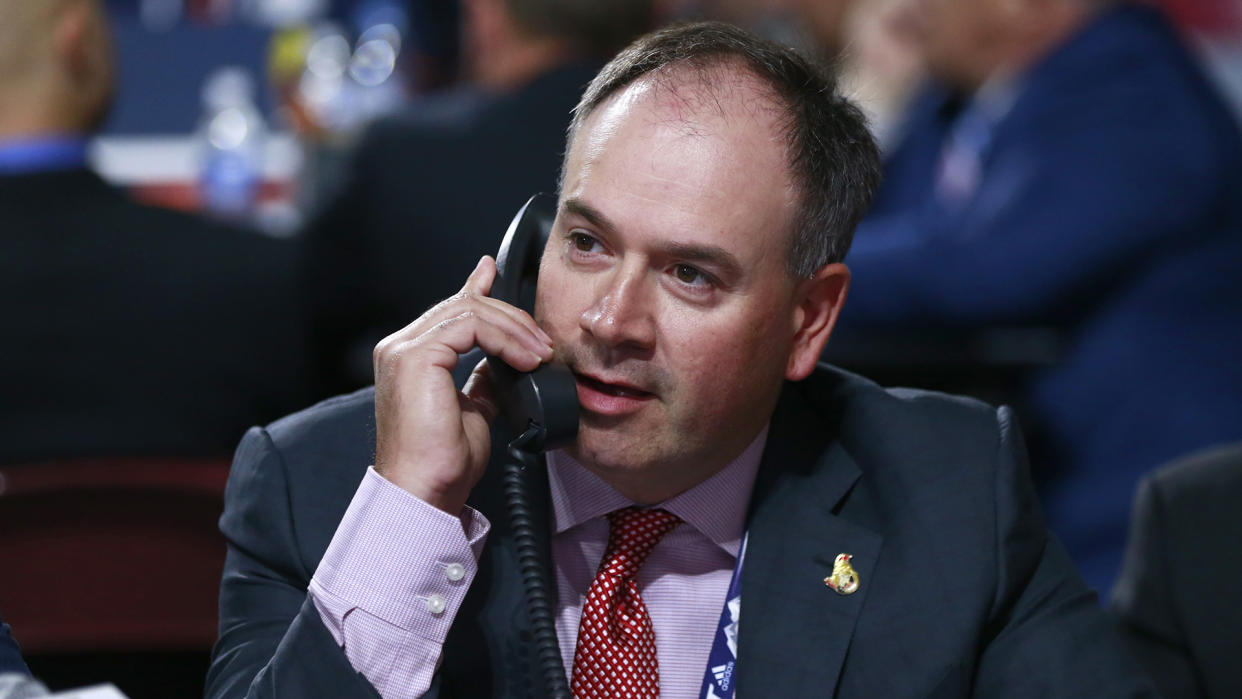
[55, 1, 112, 91]
[53, 2, 90, 79]
[785, 262, 850, 381]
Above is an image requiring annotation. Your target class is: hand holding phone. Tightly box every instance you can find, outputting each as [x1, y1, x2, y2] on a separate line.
[484, 195, 579, 454]
[370, 196, 578, 695]
[371, 254, 554, 513]
[370, 195, 577, 514]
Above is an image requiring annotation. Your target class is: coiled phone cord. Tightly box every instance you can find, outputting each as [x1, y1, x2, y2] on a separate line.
[503, 425, 573, 699]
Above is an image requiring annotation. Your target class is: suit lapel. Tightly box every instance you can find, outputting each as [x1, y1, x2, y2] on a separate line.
[737, 382, 882, 698]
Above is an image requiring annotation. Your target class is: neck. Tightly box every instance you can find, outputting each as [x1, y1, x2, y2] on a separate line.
[0, 90, 88, 141]
[575, 457, 725, 506]
[569, 423, 771, 506]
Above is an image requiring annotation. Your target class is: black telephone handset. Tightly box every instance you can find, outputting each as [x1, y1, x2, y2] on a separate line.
[492, 195, 576, 699]
[487, 194, 580, 453]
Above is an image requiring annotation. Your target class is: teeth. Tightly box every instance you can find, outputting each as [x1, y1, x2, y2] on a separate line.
[579, 373, 648, 397]
[594, 379, 643, 397]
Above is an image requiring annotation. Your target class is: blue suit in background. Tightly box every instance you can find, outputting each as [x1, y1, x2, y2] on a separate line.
[840, 3, 1242, 593]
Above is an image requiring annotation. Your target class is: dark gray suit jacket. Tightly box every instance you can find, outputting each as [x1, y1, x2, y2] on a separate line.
[1110, 443, 1242, 699]
[206, 364, 1152, 698]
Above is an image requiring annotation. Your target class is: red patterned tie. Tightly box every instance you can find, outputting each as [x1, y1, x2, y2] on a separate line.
[571, 507, 683, 699]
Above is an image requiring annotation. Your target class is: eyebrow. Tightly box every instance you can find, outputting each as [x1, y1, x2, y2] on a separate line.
[660, 241, 745, 282]
[561, 197, 746, 282]
[562, 198, 617, 233]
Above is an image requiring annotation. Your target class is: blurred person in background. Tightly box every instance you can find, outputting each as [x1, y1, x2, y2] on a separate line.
[677, 0, 925, 147]
[0, 0, 311, 464]
[831, 0, 925, 147]
[304, 0, 654, 397]
[1109, 441, 1242, 699]
[836, 0, 1242, 593]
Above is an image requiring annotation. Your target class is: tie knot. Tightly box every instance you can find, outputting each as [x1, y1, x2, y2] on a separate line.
[598, 507, 682, 581]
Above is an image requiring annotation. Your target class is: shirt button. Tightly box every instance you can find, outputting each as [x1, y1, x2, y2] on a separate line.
[426, 594, 447, 615]
[445, 563, 466, 582]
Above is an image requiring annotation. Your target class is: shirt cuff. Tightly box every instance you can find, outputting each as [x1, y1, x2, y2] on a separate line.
[310, 466, 490, 641]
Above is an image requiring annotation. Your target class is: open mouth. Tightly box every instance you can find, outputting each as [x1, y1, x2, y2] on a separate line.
[574, 373, 654, 399]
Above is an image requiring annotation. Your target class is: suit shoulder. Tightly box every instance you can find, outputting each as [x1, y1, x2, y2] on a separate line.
[361, 88, 493, 145]
[1147, 441, 1242, 513]
[800, 363, 1000, 434]
[1026, 6, 1242, 168]
[107, 195, 297, 263]
[793, 364, 1008, 484]
[233, 388, 378, 566]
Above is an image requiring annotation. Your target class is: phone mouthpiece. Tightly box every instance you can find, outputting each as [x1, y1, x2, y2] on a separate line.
[488, 360, 580, 454]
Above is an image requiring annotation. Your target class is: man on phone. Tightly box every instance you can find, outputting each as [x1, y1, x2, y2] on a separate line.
[207, 22, 1152, 699]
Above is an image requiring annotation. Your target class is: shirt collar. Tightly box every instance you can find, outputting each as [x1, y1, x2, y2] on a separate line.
[0, 134, 90, 176]
[546, 425, 769, 558]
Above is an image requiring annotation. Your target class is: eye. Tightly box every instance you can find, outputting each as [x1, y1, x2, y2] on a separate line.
[673, 264, 710, 287]
[569, 231, 603, 254]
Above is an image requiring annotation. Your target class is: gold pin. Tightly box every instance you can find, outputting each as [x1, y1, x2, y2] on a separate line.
[824, 553, 860, 595]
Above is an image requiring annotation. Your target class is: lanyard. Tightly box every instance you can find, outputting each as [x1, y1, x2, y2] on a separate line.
[699, 532, 747, 699]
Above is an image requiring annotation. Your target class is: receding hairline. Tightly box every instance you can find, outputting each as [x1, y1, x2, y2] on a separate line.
[560, 55, 807, 271]
[561, 56, 802, 212]
[567, 53, 792, 149]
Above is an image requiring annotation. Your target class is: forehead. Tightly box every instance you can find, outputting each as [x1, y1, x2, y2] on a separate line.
[562, 64, 798, 262]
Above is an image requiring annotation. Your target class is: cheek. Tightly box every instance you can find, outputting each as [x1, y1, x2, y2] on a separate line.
[534, 290, 567, 336]
[662, 307, 787, 402]
[535, 260, 577, 332]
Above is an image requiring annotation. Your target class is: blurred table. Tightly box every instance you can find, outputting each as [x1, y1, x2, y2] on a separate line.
[89, 133, 304, 233]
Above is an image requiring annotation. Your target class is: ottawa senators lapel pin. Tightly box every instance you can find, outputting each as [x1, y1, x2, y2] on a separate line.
[824, 553, 860, 595]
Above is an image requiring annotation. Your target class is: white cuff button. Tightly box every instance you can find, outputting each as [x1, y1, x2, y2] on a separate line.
[426, 594, 447, 615]
[445, 563, 466, 582]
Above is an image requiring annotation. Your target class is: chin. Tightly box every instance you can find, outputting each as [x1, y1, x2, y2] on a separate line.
[568, 426, 661, 475]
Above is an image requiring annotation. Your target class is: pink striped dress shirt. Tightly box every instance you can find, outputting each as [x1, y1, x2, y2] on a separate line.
[309, 427, 767, 698]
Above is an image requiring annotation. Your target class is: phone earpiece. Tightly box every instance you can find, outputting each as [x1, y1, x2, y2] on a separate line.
[487, 194, 580, 453]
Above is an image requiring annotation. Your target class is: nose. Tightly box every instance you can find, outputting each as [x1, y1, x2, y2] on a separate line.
[579, 264, 657, 352]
